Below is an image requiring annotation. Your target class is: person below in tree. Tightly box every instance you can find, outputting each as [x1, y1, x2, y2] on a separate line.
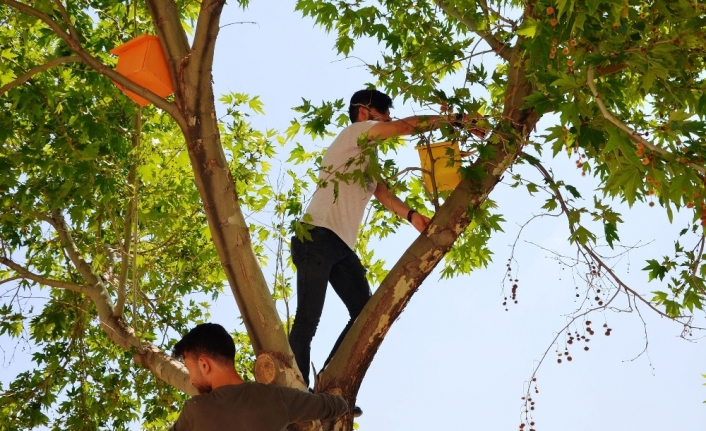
[288, 89, 477, 408]
[169, 323, 348, 431]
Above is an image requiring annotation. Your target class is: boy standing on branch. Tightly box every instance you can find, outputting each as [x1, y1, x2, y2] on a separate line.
[288, 89, 475, 397]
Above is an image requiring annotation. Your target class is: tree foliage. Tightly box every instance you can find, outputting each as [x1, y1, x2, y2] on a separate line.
[294, 0, 706, 317]
[0, 0, 705, 430]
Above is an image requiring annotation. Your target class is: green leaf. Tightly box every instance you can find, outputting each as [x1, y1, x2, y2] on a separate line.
[622, 169, 641, 206]
[523, 92, 554, 116]
[569, 225, 597, 245]
[578, 125, 605, 151]
[586, 0, 603, 15]
[248, 96, 265, 115]
[642, 67, 656, 93]
[604, 222, 619, 248]
[551, 75, 582, 93]
[516, 19, 538, 38]
[643, 259, 667, 281]
[1, 49, 18, 60]
[564, 184, 581, 198]
[542, 198, 559, 212]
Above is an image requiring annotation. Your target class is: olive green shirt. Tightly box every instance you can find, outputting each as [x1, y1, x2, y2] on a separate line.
[169, 383, 348, 431]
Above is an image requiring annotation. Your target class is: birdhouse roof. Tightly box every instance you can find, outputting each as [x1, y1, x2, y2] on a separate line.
[110, 35, 160, 56]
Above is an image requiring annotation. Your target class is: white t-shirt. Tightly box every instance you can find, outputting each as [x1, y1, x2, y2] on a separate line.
[304, 121, 380, 249]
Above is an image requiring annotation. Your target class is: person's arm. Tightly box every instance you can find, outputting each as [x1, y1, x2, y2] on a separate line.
[367, 115, 445, 140]
[367, 113, 479, 140]
[281, 387, 348, 423]
[168, 401, 192, 431]
[373, 182, 431, 233]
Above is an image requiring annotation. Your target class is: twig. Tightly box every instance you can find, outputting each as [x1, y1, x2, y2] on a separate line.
[130, 108, 142, 341]
[501, 212, 565, 304]
[0, 55, 82, 95]
[533, 161, 685, 320]
[478, 0, 517, 30]
[623, 301, 654, 366]
[391, 166, 423, 179]
[1, 0, 184, 125]
[0, 275, 21, 286]
[435, 0, 512, 62]
[115, 112, 142, 318]
[0, 257, 93, 295]
[220, 21, 258, 28]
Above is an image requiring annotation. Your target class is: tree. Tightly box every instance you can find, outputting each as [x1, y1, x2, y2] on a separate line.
[1, 0, 705, 430]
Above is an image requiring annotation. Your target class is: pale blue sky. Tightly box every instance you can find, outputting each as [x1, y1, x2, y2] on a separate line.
[2, 1, 705, 430]
[209, 2, 706, 430]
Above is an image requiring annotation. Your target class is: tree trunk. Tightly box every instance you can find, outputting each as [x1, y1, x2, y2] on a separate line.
[145, 0, 304, 389]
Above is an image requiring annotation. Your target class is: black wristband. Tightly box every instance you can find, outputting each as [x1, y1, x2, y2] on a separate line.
[406, 209, 417, 223]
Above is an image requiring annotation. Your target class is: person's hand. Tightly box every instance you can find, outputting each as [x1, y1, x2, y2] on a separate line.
[451, 112, 488, 138]
[411, 212, 431, 233]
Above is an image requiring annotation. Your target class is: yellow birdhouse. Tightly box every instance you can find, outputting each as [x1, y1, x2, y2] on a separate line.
[416, 141, 463, 193]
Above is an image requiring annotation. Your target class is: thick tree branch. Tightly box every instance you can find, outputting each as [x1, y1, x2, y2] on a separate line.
[597, 63, 627, 77]
[191, 0, 225, 73]
[0, 219, 193, 393]
[586, 66, 706, 176]
[141, 0, 300, 396]
[132, 343, 197, 395]
[144, 0, 190, 82]
[0, 257, 94, 295]
[32, 209, 197, 394]
[188, 0, 226, 112]
[435, 0, 512, 62]
[0, 55, 82, 95]
[1, 0, 185, 127]
[46, 208, 105, 289]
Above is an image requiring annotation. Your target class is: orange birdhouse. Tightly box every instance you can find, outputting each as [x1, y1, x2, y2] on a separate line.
[110, 35, 174, 107]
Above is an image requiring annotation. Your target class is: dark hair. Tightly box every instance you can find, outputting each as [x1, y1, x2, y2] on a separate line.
[173, 323, 235, 364]
[348, 89, 393, 123]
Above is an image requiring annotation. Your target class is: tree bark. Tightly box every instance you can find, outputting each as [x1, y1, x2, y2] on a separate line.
[44, 209, 198, 394]
[145, 0, 304, 389]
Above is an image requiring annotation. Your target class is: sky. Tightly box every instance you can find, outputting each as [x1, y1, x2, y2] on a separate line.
[205, 2, 706, 431]
[2, 1, 705, 430]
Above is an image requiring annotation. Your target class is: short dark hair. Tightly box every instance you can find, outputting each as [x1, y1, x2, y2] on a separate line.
[348, 89, 393, 123]
[173, 323, 235, 364]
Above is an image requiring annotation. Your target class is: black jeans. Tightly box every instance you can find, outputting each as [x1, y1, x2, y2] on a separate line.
[288, 226, 372, 386]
